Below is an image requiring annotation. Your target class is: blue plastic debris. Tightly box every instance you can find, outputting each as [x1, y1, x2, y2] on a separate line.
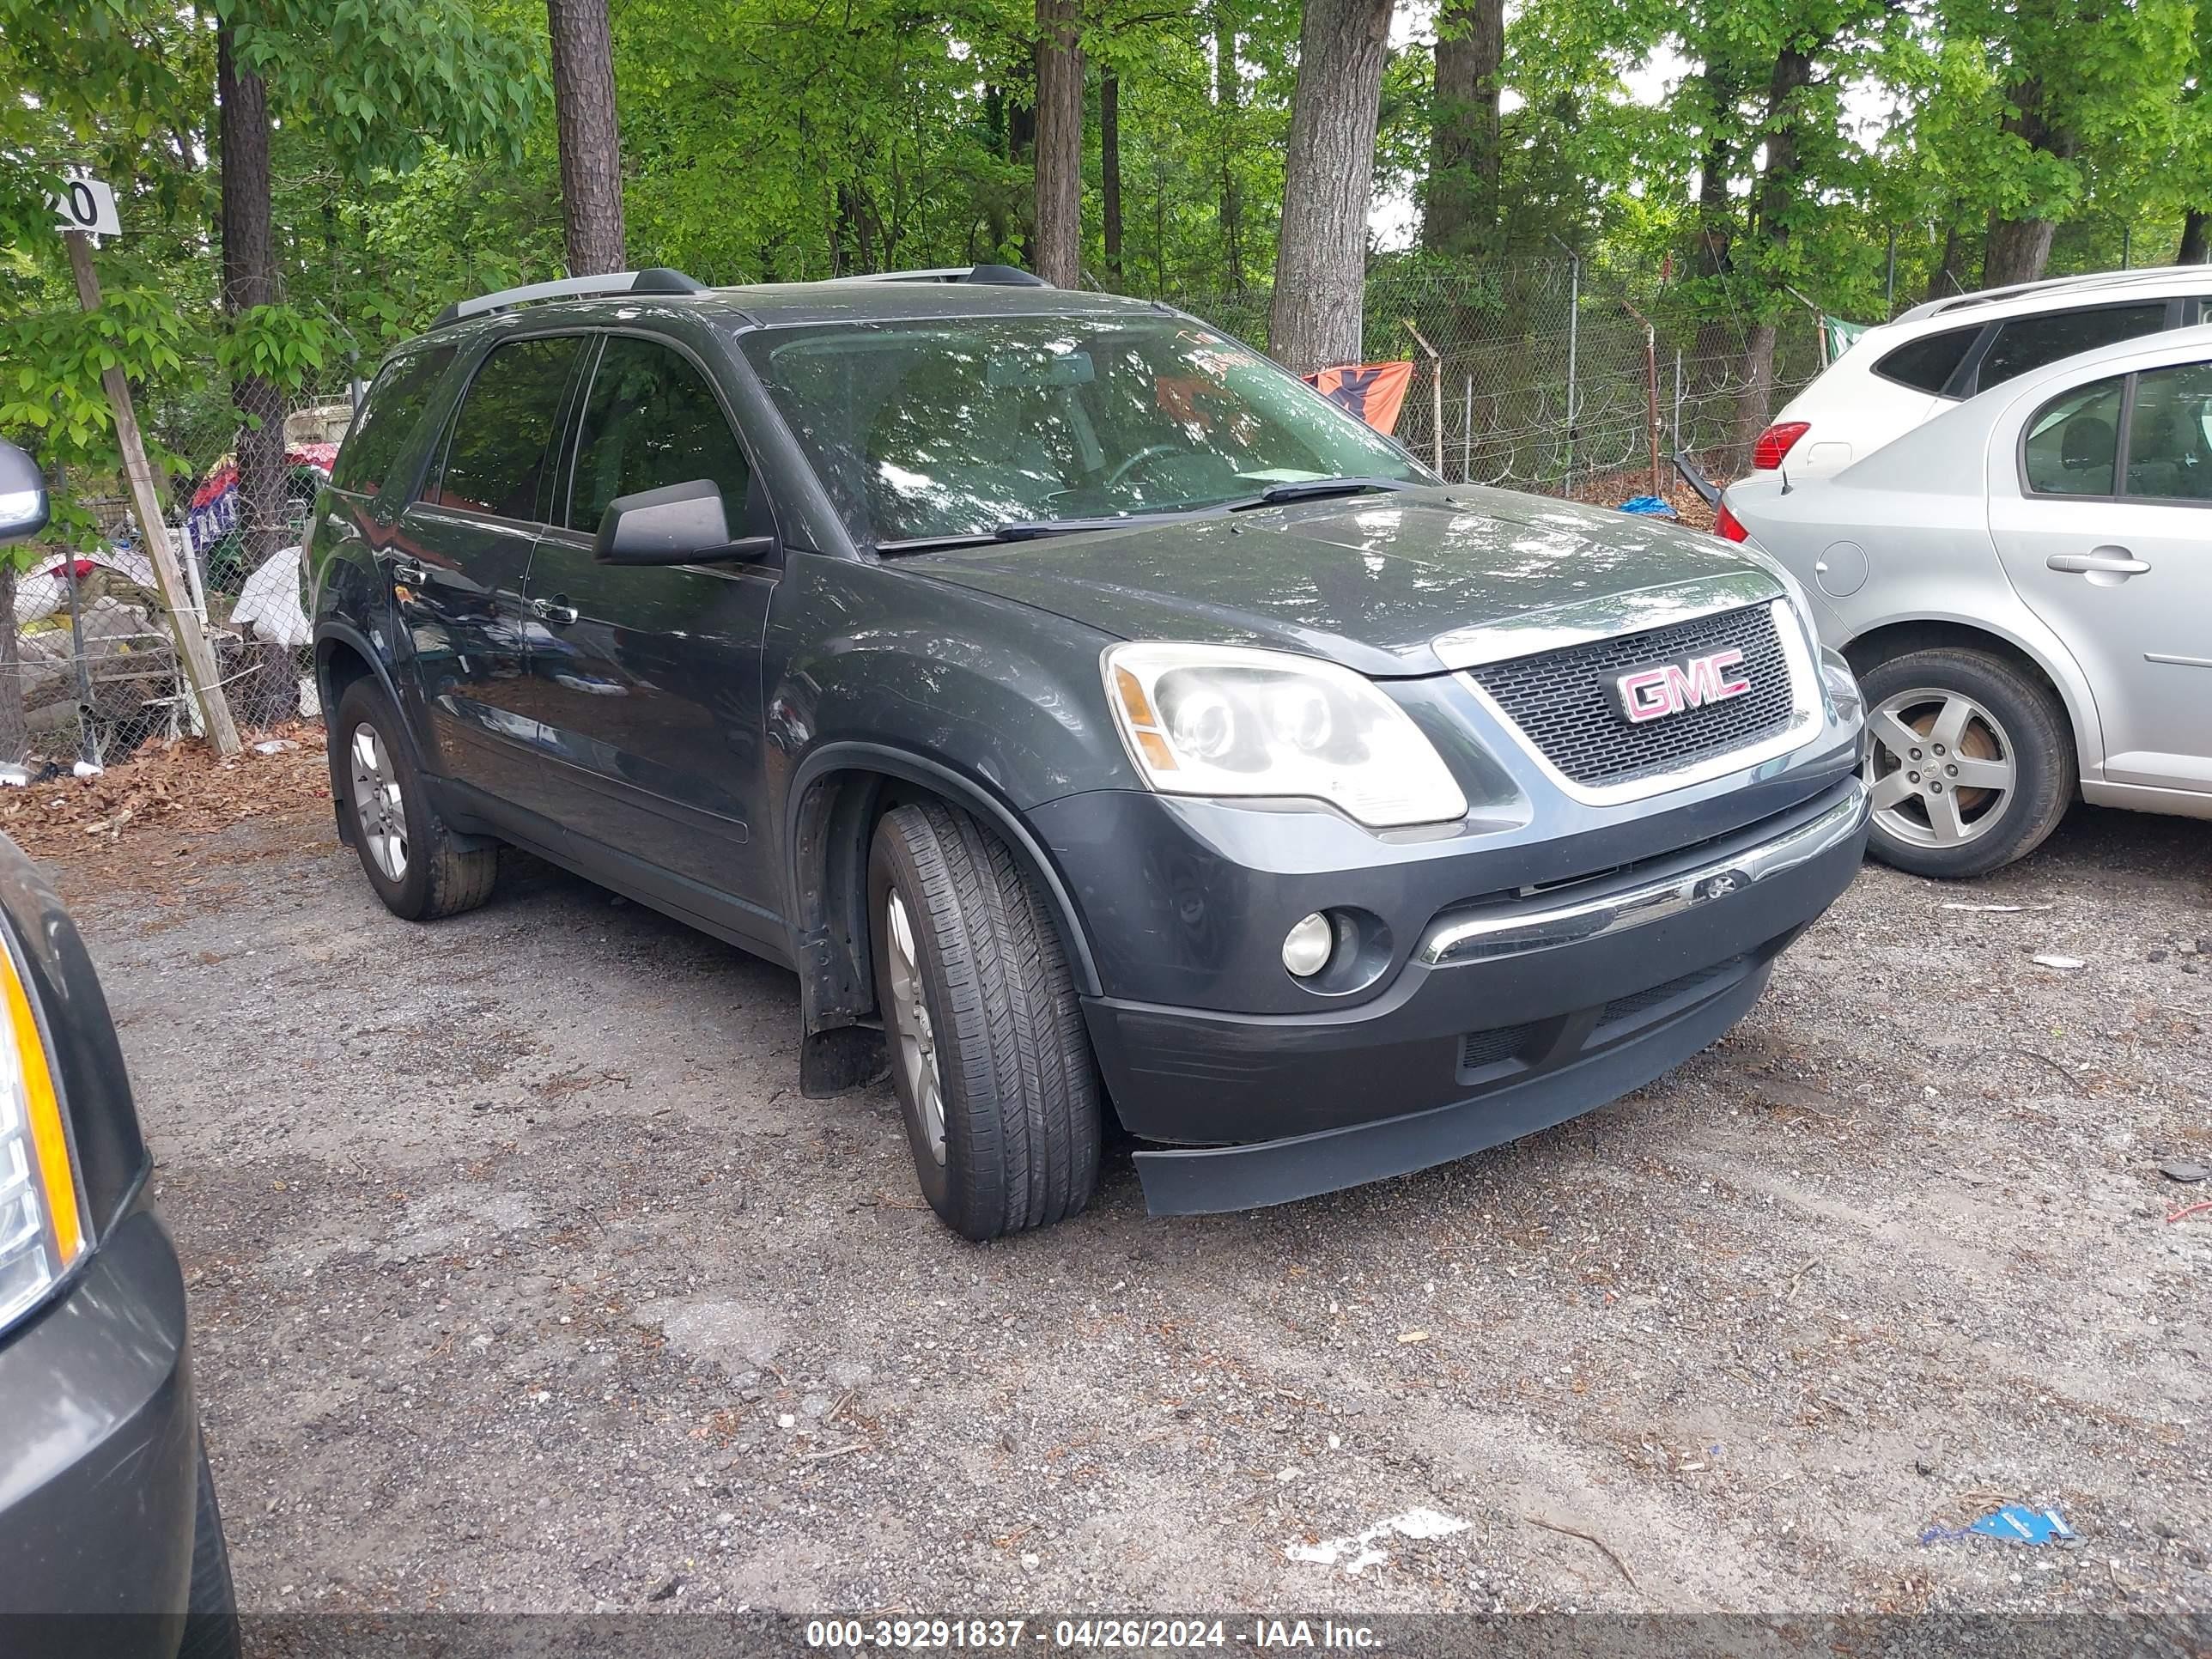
[1919, 1504, 2075, 1547]
[1617, 495, 1679, 518]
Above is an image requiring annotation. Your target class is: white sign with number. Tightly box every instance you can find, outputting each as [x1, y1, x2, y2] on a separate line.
[50, 171, 121, 237]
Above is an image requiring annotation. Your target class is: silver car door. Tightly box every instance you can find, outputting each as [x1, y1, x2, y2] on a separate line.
[1989, 359, 2212, 794]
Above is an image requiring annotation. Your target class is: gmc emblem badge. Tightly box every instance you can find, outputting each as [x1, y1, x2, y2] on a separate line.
[1610, 647, 1753, 724]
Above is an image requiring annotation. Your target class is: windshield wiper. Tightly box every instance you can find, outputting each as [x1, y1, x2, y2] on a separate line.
[878, 516, 1152, 554]
[1227, 477, 1421, 511]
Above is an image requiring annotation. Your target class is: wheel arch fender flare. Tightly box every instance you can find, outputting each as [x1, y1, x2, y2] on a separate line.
[783, 743, 1103, 1042]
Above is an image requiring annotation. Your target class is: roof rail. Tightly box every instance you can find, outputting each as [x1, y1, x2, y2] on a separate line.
[1893, 264, 2197, 325]
[430, 267, 707, 329]
[824, 264, 1049, 288]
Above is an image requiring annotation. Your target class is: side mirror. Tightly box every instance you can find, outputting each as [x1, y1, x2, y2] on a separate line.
[0, 439, 50, 544]
[593, 478, 773, 567]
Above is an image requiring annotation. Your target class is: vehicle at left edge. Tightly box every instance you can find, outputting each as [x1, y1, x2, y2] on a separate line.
[0, 437, 240, 1659]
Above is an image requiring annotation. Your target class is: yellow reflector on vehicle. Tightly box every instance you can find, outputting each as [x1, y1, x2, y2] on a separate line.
[1, 945, 80, 1267]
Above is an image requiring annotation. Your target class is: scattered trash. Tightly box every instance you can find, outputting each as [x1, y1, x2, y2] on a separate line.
[1920, 1504, 2075, 1547]
[1286, 1507, 1468, 1577]
[2160, 1158, 2209, 1183]
[2031, 955, 2085, 970]
[1942, 902, 2052, 913]
[1616, 495, 1678, 519]
[252, 738, 299, 756]
[70, 760, 102, 779]
[0, 763, 28, 788]
[1396, 1329, 1430, 1344]
[2167, 1200, 2212, 1224]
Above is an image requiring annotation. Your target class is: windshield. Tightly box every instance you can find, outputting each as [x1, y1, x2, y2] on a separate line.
[738, 314, 1429, 546]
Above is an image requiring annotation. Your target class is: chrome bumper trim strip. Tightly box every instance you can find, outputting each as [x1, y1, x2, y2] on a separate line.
[1416, 778, 1869, 967]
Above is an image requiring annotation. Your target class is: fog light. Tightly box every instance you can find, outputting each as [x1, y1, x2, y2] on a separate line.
[1282, 912, 1334, 978]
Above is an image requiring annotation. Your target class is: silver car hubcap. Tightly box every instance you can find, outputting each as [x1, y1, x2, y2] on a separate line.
[884, 890, 945, 1166]
[1863, 687, 2017, 848]
[349, 722, 410, 883]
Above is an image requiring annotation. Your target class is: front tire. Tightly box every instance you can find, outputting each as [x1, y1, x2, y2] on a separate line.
[334, 678, 498, 921]
[867, 802, 1102, 1240]
[1857, 646, 2074, 879]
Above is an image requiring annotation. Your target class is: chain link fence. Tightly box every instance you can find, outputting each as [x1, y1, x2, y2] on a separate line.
[1169, 255, 1825, 509]
[3, 392, 344, 775]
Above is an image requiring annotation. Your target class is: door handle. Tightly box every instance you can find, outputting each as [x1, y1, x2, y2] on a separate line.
[2047, 548, 2151, 577]
[390, 559, 428, 586]
[531, 596, 579, 625]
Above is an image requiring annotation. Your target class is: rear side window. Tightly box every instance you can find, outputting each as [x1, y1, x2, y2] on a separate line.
[1978, 303, 2167, 391]
[2022, 377, 2123, 495]
[1872, 326, 1979, 395]
[423, 337, 580, 520]
[331, 344, 455, 495]
[2122, 361, 2212, 501]
[566, 337, 752, 533]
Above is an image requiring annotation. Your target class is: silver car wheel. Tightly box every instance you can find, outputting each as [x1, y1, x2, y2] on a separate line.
[884, 889, 946, 1166]
[1863, 686, 2018, 848]
[348, 721, 410, 883]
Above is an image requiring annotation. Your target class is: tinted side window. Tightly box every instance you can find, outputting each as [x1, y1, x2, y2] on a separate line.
[567, 337, 752, 533]
[424, 337, 579, 520]
[1873, 326, 1979, 395]
[2124, 361, 2212, 502]
[1978, 303, 2166, 391]
[2022, 376, 2124, 495]
[331, 344, 455, 495]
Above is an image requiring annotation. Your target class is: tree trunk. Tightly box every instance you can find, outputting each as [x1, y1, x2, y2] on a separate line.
[1729, 42, 1817, 453]
[1734, 321, 1778, 465]
[1981, 79, 2073, 289]
[546, 0, 627, 276]
[1032, 0, 1084, 287]
[1420, 0, 1504, 254]
[0, 562, 24, 766]
[1101, 71, 1124, 287]
[1926, 222, 1968, 301]
[1214, 1, 1244, 295]
[217, 24, 285, 587]
[1267, 0, 1393, 374]
[1008, 84, 1036, 266]
[1686, 60, 1741, 395]
[2176, 208, 2208, 264]
[1983, 216, 2057, 288]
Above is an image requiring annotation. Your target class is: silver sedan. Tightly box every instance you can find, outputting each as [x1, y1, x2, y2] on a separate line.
[1720, 322, 2212, 877]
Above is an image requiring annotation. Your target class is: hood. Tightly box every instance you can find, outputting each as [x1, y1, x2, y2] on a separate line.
[906, 485, 1780, 678]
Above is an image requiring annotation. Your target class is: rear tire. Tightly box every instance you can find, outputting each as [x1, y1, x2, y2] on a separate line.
[1857, 646, 2074, 879]
[178, 1439, 240, 1659]
[334, 677, 498, 921]
[867, 802, 1102, 1240]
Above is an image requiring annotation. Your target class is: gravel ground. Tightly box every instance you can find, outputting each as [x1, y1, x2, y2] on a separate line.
[51, 798, 2212, 1617]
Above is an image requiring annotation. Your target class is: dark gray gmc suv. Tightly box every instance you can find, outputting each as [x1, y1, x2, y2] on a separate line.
[307, 265, 1870, 1239]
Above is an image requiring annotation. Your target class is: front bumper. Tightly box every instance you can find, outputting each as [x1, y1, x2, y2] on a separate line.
[1082, 775, 1869, 1214]
[0, 1200, 198, 1638]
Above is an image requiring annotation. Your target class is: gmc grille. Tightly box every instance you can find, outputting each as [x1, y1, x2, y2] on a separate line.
[1466, 602, 1799, 788]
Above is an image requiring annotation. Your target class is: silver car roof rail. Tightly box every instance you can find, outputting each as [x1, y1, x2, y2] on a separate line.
[823, 264, 1048, 288]
[1894, 265, 2202, 325]
[430, 267, 707, 330]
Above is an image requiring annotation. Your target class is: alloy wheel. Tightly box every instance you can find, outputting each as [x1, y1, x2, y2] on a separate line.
[883, 889, 946, 1165]
[1863, 686, 2018, 848]
[348, 722, 410, 883]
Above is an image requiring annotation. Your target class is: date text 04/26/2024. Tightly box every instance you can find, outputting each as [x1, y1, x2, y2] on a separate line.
[802, 1620, 1382, 1650]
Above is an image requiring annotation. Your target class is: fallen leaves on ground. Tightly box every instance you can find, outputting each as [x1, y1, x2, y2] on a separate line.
[4, 720, 330, 862]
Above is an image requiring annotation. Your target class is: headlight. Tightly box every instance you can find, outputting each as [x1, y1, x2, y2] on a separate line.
[0, 934, 83, 1331]
[1104, 642, 1469, 829]
[1819, 645, 1863, 726]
